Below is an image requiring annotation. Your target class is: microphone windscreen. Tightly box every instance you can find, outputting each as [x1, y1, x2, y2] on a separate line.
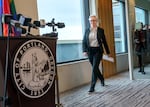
[33, 21, 40, 27]
[19, 15, 32, 26]
[10, 20, 21, 27]
[33, 20, 45, 28]
[16, 27, 26, 34]
[21, 27, 27, 34]
[40, 19, 46, 28]
[2, 14, 13, 24]
[57, 22, 65, 28]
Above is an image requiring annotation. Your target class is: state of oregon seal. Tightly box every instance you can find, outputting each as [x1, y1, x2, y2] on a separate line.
[12, 39, 55, 98]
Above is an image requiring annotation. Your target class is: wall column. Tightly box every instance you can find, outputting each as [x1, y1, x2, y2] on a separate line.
[125, 0, 136, 80]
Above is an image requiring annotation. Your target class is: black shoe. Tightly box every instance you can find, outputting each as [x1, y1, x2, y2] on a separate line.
[101, 80, 105, 86]
[141, 71, 146, 74]
[88, 88, 95, 92]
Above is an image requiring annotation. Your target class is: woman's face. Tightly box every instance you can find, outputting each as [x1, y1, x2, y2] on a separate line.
[89, 16, 97, 28]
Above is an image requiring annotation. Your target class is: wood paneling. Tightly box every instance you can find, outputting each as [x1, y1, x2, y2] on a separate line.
[97, 0, 117, 78]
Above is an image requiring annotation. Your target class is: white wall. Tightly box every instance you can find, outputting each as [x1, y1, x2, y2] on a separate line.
[57, 60, 92, 93]
[116, 54, 129, 72]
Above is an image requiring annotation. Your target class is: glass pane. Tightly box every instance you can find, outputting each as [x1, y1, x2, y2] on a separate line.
[37, 0, 83, 40]
[112, 1, 127, 53]
[37, 0, 86, 63]
[135, 7, 146, 25]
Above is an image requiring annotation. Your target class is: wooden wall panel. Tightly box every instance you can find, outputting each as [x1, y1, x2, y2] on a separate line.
[97, 0, 117, 78]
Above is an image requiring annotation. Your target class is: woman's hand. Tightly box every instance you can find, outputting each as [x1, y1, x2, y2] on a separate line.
[83, 52, 88, 56]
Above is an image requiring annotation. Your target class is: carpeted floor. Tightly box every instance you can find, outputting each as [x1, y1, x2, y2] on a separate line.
[60, 71, 150, 107]
[133, 64, 150, 79]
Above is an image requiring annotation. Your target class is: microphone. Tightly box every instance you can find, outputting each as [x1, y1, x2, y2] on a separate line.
[10, 20, 21, 27]
[40, 19, 46, 28]
[33, 21, 40, 27]
[45, 18, 65, 28]
[46, 22, 53, 27]
[16, 27, 26, 34]
[27, 22, 38, 29]
[10, 19, 27, 34]
[56, 22, 65, 28]
[2, 14, 13, 24]
[18, 15, 32, 26]
[33, 19, 45, 28]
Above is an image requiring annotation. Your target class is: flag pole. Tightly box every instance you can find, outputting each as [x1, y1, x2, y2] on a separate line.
[2, 22, 12, 107]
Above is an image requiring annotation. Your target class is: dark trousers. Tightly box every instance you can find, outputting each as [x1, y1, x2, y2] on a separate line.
[137, 54, 144, 72]
[88, 47, 103, 89]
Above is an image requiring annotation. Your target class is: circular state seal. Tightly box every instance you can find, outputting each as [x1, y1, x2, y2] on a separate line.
[13, 39, 55, 98]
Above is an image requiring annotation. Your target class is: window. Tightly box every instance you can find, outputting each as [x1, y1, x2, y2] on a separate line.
[112, 0, 127, 53]
[135, 7, 146, 25]
[37, 0, 89, 63]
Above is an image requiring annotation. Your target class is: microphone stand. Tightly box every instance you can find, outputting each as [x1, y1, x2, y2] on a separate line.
[26, 25, 35, 37]
[2, 23, 12, 107]
[26, 26, 31, 36]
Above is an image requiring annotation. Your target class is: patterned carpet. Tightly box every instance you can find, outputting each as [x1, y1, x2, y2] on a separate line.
[60, 72, 150, 107]
[133, 64, 150, 79]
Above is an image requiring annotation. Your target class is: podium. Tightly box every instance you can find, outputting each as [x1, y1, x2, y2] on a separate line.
[0, 36, 57, 107]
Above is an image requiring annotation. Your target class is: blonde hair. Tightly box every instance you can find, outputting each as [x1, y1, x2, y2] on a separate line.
[88, 15, 98, 21]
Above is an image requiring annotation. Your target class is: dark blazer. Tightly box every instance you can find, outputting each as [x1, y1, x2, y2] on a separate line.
[82, 27, 110, 54]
